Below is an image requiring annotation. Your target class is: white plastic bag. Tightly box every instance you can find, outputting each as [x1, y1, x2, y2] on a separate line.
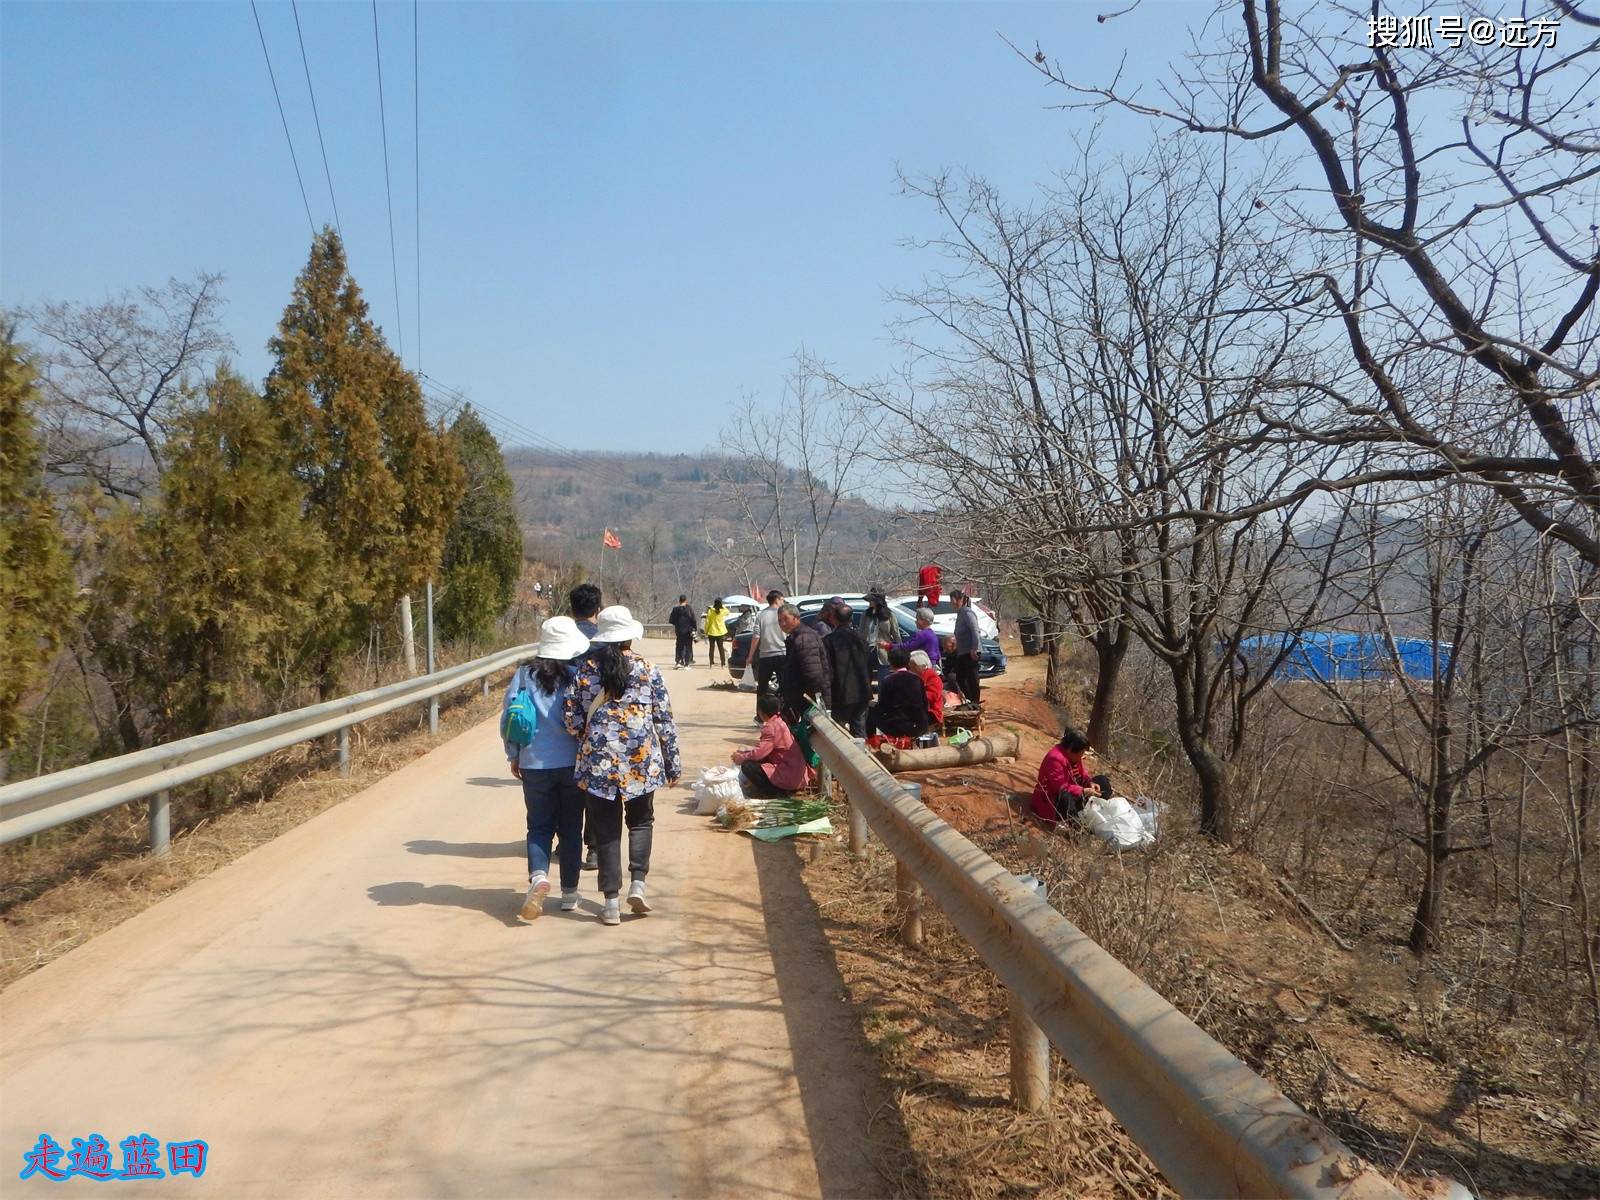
[694, 765, 744, 815]
[1129, 795, 1164, 841]
[1080, 795, 1153, 848]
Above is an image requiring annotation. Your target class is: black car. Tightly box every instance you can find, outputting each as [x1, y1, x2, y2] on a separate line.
[728, 599, 1006, 680]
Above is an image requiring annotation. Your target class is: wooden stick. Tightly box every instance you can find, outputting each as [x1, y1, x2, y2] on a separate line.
[1275, 878, 1355, 952]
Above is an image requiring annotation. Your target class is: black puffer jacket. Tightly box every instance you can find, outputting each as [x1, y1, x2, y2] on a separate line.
[824, 625, 872, 710]
[869, 670, 930, 737]
[781, 622, 832, 715]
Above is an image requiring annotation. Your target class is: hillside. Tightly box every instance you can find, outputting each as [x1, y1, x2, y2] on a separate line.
[504, 448, 923, 600]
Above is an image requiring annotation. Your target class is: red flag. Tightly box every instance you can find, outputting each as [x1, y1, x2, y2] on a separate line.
[602, 528, 622, 550]
[749, 583, 762, 600]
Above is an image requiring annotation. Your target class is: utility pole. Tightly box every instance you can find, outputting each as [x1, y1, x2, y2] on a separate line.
[425, 579, 438, 734]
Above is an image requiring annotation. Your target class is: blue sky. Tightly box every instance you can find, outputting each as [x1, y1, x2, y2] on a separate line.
[2, 1, 1200, 454]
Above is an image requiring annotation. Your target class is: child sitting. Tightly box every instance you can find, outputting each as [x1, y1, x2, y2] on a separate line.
[732, 694, 815, 798]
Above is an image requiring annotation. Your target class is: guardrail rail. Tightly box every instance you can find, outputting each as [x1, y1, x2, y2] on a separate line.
[0, 644, 536, 853]
[806, 704, 1404, 1200]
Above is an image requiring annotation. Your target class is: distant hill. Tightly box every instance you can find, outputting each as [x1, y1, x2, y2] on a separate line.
[503, 448, 919, 601]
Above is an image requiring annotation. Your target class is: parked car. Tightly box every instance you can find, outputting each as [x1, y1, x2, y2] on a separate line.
[728, 594, 1007, 681]
[889, 593, 1001, 641]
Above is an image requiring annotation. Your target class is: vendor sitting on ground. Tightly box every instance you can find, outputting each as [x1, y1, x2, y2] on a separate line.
[732, 693, 815, 798]
[1030, 726, 1113, 828]
[938, 635, 964, 703]
[866, 647, 930, 748]
[908, 649, 944, 731]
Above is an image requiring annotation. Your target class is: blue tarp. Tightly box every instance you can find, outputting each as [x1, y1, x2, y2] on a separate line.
[1232, 632, 1453, 682]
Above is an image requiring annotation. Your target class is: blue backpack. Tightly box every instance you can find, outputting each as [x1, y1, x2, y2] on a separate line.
[501, 669, 539, 747]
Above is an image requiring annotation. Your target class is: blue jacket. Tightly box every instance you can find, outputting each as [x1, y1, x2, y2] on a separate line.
[502, 664, 580, 770]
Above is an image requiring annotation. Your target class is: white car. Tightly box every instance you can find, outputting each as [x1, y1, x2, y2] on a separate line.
[890, 594, 1001, 641]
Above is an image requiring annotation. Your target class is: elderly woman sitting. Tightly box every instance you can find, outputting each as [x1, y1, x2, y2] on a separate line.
[908, 649, 944, 730]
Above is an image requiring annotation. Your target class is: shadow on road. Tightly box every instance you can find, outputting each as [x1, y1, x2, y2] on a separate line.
[464, 776, 521, 788]
[405, 839, 523, 859]
[751, 837, 924, 1198]
[367, 881, 523, 927]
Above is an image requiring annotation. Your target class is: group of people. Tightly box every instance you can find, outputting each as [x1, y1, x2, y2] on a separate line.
[502, 583, 682, 927]
[667, 595, 736, 669]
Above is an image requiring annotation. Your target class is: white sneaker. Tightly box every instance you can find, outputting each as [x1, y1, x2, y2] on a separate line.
[520, 875, 550, 921]
[627, 879, 652, 914]
[559, 889, 579, 912]
[601, 897, 621, 926]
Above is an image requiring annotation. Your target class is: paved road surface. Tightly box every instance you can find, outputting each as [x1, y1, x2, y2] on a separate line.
[2, 640, 885, 1198]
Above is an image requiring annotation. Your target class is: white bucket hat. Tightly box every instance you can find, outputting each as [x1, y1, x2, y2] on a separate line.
[535, 615, 590, 661]
[590, 604, 645, 644]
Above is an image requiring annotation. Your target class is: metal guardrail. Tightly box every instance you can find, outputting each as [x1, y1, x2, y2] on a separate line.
[0, 644, 536, 853]
[806, 706, 1402, 1200]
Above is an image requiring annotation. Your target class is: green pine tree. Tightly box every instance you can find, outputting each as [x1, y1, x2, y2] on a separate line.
[264, 229, 462, 694]
[90, 368, 329, 744]
[436, 405, 522, 645]
[0, 329, 79, 774]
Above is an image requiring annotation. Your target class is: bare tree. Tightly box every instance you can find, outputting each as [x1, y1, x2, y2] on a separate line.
[26, 272, 231, 498]
[714, 353, 868, 594]
[1024, 1, 1600, 565]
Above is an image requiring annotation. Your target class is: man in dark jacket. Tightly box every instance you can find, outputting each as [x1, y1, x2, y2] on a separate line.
[821, 598, 871, 735]
[777, 604, 831, 720]
[668, 595, 696, 669]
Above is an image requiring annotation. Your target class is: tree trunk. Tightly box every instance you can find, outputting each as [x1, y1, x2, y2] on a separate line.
[1409, 779, 1453, 955]
[1189, 741, 1232, 843]
[1085, 625, 1129, 753]
[399, 594, 418, 675]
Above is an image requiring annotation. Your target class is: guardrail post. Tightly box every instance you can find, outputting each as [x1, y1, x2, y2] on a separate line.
[149, 790, 170, 857]
[1008, 870, 1050, 1111]
[425, 580, 439, 735]
[895, 858, 923, 948]
[1009, 991, 1051, 1113]
[337, 727, 350, 778]
[848, 799, 868, 858]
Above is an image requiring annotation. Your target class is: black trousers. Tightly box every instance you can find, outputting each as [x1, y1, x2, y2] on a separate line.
[706, 635, 727, 666]
[583, 791, 654, 897]
[832, 703, 867, 737]
[674, 632, 694, 666]
[954, 651, 982, 705]
[739, 760, 793, 798]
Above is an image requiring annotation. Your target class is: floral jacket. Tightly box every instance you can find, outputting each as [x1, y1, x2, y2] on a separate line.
[563, 652, 683, 800]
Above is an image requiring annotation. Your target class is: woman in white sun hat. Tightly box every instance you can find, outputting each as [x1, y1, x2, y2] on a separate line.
[504, 616, 592, 921]
[564, 605, 682, 925]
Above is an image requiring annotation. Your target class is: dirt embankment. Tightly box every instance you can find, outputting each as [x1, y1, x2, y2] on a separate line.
[795, 647, 1598, 1199]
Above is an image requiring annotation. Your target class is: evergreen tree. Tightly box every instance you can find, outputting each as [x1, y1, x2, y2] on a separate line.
[91, 368, 328, 743]
[437, 405, 522, 644]
[0, 330, 78, 774]
[264, 229, 462, 693]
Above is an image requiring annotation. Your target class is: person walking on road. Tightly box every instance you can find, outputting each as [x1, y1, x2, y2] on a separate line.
[567, 582, 604, 870]
[703, 597, 730, 668]
[821, 598, 871, 735]
[778, 602, 831, 721]
[504, 617, 592, 921]
[750, 589, 788, 720]
[565, 606, 682, 926]
[668, 595, 697, 670]
[951, 589, 983, 706]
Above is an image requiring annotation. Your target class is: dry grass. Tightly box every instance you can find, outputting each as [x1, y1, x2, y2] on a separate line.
[801, 836, 1180, 1199]
[0, 679, 508, 988]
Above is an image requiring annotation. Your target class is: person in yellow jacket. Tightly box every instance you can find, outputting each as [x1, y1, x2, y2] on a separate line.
[703, 597, 730, 667]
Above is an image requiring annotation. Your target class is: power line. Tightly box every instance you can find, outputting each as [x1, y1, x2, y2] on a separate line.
[372, 0, 405, 360]
[290, 0, 343, 241]
[248, 0, 315, 234]
[413, 0, 422, 377]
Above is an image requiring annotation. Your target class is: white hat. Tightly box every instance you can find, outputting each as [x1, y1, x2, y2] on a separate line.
[590, 604, 645, 644]
[535, 615, 590, 661]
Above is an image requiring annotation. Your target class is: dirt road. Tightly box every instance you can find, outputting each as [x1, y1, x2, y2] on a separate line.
[1, 640, 889, 1198]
